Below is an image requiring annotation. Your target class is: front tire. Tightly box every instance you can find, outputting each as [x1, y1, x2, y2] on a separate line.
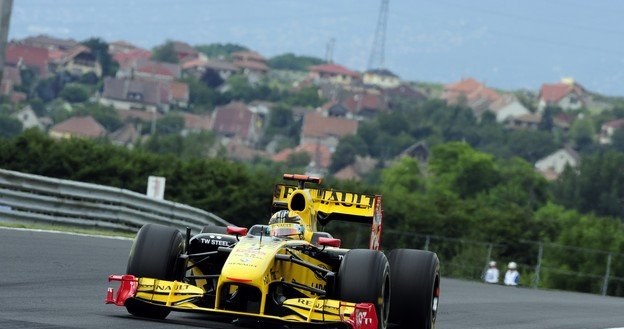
[388, 249, 440, 329]
[125, 224, 186, 319]
[338, 249, 390, 329]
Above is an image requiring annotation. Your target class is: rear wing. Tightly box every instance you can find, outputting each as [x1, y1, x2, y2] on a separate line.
[272, 174, 383, 250]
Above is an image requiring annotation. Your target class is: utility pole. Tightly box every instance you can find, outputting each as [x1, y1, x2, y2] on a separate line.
[367, 0, 389, 70]
[325, 37, 335, 63]
[0, 0, 13, 82]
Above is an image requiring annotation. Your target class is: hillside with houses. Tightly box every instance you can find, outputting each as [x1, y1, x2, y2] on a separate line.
[1, 34, 624, 183]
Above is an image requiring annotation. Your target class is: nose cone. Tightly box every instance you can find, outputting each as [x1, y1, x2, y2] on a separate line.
[220, 236, 284, 285]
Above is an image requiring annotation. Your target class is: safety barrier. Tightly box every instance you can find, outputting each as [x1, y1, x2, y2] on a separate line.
[0, 169, 229, 233]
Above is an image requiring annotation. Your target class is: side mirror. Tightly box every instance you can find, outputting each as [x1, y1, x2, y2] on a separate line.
[318, 237, 341, 248]
[227, 226, 248, 236]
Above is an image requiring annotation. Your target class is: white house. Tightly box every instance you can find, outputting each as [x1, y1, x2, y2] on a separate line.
[11, 105, 44, 130]
[534, 147, 580, 180]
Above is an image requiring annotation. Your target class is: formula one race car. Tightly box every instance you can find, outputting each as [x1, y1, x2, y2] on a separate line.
[106, 174, 440, 329]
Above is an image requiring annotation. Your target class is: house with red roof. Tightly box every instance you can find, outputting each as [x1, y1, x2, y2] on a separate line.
[113, 49, 152, 75]
[1, 66, 26, 103]
[538, 79, 588, 112]
[308, 63, 360, 85]
[598, 118, 624, 145]
[55, 45, 103, 77]
[300, 111, 358, 150]
[171, 41, 200, 62]
[108, 40, 140, 55]
[441, 78, 501, 118]
[49, 116, 107, 139]
[5, 42, 50, 77]
[211, 101, 260, 144]
[273, 143, 332, 174]
[180, 112, 211, 134]
[231, 51, 269, 83]
[21, 35, 78, 51]
[133, 59, 181, 82]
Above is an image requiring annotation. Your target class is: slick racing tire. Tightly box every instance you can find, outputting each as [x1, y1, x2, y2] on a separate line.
[125, 224, 186, 319]
[338, 249, 390, 329]
[388, 249, 440, 329]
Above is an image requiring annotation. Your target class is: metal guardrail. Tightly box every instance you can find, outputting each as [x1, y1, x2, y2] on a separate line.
[0, 169, 229, 233]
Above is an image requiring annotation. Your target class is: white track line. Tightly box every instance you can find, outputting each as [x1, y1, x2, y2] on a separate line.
[0, 226, 133, 240]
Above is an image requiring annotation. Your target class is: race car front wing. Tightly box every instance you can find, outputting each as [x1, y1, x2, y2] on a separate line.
[106, 274, 378, 329]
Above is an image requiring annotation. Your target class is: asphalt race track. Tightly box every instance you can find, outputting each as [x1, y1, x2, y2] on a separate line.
[1, 227, 623, 329]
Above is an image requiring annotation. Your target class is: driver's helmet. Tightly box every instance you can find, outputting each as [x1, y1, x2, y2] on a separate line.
[268, 210, 304, 239]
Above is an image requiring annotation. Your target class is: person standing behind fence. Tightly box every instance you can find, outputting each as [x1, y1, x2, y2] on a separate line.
[504, 261, 520, 286]
[484, 261, 499, 284]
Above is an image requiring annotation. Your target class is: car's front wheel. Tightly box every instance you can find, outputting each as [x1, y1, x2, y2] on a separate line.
[388, 249, 440, 329]
[125, 224, 186, 319]
[338, 249, 390, 329]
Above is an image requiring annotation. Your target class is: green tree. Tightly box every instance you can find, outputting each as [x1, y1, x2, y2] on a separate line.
[195, 43, 248, 59]
[268, 53, 325, 71]
[569, 117, 596, 151]
[151, 41, 179, 63]
[59, 84, 90, 103]
[0, 115, 23, 137]
[81, 38, 118, 77]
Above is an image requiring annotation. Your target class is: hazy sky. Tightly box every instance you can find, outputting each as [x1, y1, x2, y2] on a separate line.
[8, 0, 624, 96]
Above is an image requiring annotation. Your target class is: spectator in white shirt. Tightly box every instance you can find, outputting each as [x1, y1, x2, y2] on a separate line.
[504, 261, 520, 286]
[484, 261, 499, 284]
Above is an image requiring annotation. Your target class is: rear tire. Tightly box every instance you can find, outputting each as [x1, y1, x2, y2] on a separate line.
[388, 249, 440, 329]
[125, 224, 186, 319]
[338, 249, 390, 329]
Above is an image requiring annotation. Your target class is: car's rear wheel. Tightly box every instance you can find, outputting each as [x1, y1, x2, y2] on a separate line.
[338, 249, 390, 329]
[125, 224, 186, 319]
[388, 249, 440, 329]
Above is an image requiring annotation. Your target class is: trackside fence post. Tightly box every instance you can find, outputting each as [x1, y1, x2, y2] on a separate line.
[533, 242, 543, 288]
[602, 253, 612, 296]
[424, 235, 430, 251]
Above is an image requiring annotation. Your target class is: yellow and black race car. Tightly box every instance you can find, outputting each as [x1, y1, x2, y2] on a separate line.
[106, 174, 440, 329]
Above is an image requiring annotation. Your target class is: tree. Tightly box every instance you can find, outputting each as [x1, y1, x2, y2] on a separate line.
[429, 142, 500, 198]
[151, 41, 179, 63]
[268, 53, 325, 71]
[200, 69, 224, 88]
[0, 115, 23, 138]
[81, 38, 118, 77]
[156, 114, 185, 135]
[59, 84, 90, 103]
[569, 117, 596, 151]
[195, 43, 248, 59]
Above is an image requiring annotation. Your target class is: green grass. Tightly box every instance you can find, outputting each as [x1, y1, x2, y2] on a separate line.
[0, 221, 136, 238]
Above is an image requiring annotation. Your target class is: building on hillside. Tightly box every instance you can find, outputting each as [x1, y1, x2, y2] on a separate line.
[108, 40, 140, 55]
[489, 95, 531, 123]
[211, 101, 260, 144]
[383, 83, 428, 106]
[534, 146, 580, 180]
[11, 106, 45, 130]
[363, 69, 401, 89]
[308, 63, 360, 85]
[1, 66, 26, 103]
[20, 34, 78, 51]
[113, 49, 153, 76]
[109, 123, 140, 148]
[300, 111, 358, 150]
[272, 143, 332, 176]
[598, 118, 624, 145]
[506, 113, 542, 130]
[537, 79, 589, 112]
[133, 59, 181, 81]
[100, 77, 166, 113]
[5, 43, 50, 77]
[180, 112, 211, 135]
[340, 91, 388, 120]
[441, 78, 501, 118]
[231, 51, 269, 83]
[182, 58, 238, 80]
[54, 45, 103, 77]
[49, 116, 107, 139]
[171, 41, 201, 62]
